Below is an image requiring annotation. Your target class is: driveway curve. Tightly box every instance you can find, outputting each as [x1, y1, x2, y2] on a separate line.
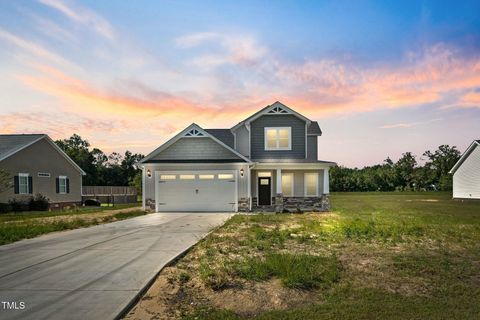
[0, 212, 232, 320]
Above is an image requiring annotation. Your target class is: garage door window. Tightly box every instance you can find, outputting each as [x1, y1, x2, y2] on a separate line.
[199, 174, 214, 180]
[160, 175, 176, 180]
[180, 174, 195, 180]
[218, 173, 234, 179]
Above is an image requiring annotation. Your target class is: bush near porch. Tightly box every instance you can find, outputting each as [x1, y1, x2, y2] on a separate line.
[124, 192, 480, 320]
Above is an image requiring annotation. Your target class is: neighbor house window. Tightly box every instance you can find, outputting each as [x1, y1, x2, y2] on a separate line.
[18, 173, 29, 194]
[199, 174, 214, 180]
[282, 173, 294, 196]
[179, 174, 195, 180]
[38, 172, 51, 178]
[304, 173, 318, 196]
[218, 173, 234, 180]
[59, 176, 67, 194]
[264, 127, 291, 150]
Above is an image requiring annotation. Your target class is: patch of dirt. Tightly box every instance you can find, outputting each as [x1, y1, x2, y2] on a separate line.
[124, 267, 318, 320]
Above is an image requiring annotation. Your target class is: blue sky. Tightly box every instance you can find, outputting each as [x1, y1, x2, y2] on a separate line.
[0, 0, 479, 166]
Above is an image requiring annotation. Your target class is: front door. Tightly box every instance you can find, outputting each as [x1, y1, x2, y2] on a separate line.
[258, 177, 271, 205]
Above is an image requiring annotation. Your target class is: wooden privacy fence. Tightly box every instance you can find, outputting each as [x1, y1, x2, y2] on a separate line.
[82, 186, 138, 204]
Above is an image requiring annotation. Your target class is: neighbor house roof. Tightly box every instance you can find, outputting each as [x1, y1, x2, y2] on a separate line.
[0, 134, 45, 161]
[449, 140, 480, 174]
[0, 134, 86, 175]
[205, 129, 234, 148]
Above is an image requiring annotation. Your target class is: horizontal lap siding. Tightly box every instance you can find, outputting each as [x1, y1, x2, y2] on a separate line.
[151, 138, 242, 160]
[250, 115, 306, 159]
[0, 139, 82, 203]
[307, 136, 318, 160]
[453, 146, 480, 199]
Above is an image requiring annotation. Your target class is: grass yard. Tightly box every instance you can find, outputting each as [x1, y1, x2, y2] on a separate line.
[0, 203, 147, 245]
[125, 192, 480, 320]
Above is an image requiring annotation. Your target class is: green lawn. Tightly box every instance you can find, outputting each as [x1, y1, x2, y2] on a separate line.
[128, 192, 480, 320]
[0, 203, 146, 245]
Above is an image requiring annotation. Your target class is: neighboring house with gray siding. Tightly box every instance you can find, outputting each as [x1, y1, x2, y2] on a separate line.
[0, 134, 85, 207]
[449, 140, 480, 199]
[141, 101, 336, 213]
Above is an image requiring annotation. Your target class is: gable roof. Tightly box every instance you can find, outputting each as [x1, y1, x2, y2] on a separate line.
[449, 140, 480, 174]
[205, 129, 234, 148]
[0, 134, 45, 161]
[0, 134, 86, 175]
[140, 123, 252, 164]
[231, 101, 313, 131]
[307, 121, 322, 136]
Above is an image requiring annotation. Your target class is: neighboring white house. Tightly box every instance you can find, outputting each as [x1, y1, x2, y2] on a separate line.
[449, 140, 480, 199]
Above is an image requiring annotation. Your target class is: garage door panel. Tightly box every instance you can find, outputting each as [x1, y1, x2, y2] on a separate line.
[156, 172, 236, 212]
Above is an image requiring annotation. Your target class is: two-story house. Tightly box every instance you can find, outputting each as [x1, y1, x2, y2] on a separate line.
[140, 101, 336, 212]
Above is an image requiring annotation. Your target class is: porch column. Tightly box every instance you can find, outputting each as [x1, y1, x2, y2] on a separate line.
[323, 168, 330, 194]
[276, 168, 282, 194]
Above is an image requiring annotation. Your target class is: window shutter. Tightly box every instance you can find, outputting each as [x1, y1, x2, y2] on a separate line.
[28, 176, 33, 194]
[66, 178, 70, 194]
[14, 176, 19, 194]
[56, 178, 60, 193]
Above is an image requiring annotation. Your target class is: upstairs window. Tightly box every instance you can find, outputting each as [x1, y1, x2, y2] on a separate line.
[265, 127, 291, 150]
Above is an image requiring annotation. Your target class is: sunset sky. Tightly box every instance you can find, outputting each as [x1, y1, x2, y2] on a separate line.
[0, 0, 479, 167]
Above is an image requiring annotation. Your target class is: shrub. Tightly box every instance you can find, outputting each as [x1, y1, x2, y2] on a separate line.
[8, 198, 30, 212]
[0, 203, 12, 213]
[29, 193, 50, 211]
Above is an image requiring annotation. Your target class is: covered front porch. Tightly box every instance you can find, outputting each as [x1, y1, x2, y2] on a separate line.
[248, 162, 333, 212]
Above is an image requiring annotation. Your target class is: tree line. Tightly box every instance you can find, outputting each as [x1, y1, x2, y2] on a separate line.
[55, 134, 144, 190]
[330, 145, 461, 192]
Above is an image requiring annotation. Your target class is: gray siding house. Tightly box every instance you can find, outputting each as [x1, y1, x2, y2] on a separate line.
[141, 102, 336, 212]
[0, 134, 85, 207]
[449, 140, 480, 199]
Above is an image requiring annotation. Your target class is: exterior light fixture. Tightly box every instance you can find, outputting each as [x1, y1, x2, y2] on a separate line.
[147, 169, 152, 178]
[240, 168, 244, 177]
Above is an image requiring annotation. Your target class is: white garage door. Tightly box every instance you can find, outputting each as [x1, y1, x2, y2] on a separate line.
[155, 171, 237, 212]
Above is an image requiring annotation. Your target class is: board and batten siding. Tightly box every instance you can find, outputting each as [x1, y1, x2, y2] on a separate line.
[150, 137, 243, 161]
[234, 125, 250, 157]
[250, 115, 306, 159]
[453, 145, 480, 199]
[307, 136, 318, 160]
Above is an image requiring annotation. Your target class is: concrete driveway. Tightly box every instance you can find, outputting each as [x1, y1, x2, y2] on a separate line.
[0, 212, 232, 320]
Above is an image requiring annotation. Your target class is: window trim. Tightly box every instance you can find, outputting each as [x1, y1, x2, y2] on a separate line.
[18, 173, 29, 195]
[304, 173, 319, 197]
[264, 127, 292, 151]
[281, 172, 294, 197]
[58, 175, 67, 194]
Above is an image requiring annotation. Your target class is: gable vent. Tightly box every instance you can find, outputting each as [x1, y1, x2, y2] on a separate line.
[267, 106, 289, 114]
[184, 128, 205, 137]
